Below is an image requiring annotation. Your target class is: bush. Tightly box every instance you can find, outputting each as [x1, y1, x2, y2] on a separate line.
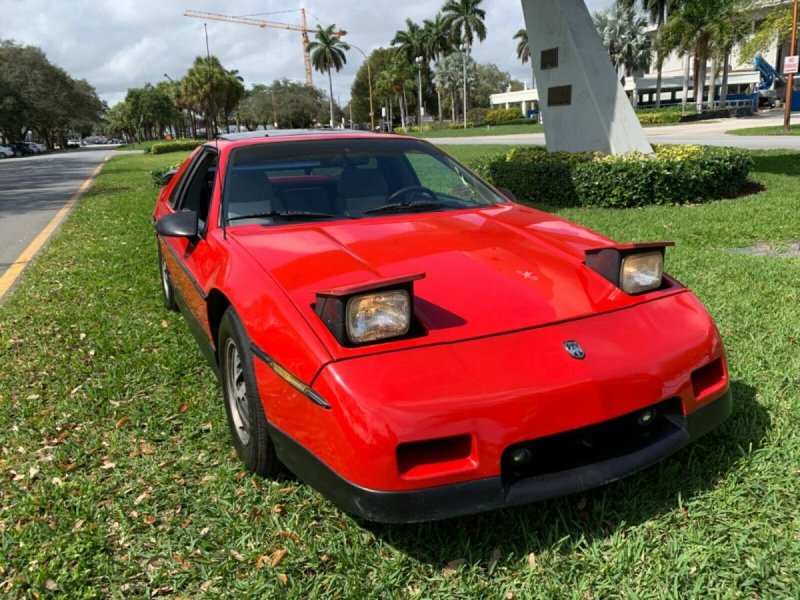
[149, 161, 185, 188]
[469, 107, 490, 124]
[475, 145, 752, 208]
[150, 139, 205, 155]
[635, 106, 684, 125]
[485, 107, 525, 126]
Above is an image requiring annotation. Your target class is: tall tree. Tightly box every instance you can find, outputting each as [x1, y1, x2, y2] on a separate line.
[442, 0, 486, 121]
[423, 13, 453, 121]
[308, 24, 350, 128]
[180, 56, 232, 138]
[441, 0, 487, 47]
[622, 0, 673, 107]
[658, 0, 748, 112]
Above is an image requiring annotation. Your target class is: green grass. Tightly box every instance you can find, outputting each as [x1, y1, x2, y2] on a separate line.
[413, 123, 544, 138]
[727, 125, 800, 136]
[1, 147, 800, 598]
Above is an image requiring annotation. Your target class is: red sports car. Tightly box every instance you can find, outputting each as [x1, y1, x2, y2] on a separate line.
[154, 131, 731, 523]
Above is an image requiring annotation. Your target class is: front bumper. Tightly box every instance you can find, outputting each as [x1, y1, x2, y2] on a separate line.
[269, 387, 731, 523]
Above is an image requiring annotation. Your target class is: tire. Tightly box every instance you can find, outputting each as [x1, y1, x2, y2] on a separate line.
[218, 307, 281, 477]
[14, 151, 21, 158]
[158, 245, 178, 312]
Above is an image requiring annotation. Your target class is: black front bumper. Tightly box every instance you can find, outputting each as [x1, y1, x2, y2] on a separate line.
[268, 388, 732, 524]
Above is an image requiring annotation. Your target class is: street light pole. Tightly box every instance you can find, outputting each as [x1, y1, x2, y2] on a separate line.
[460, 42, 469, 129]
[416, 56, 424, 134]
[784, 0, 799, 132]
[350, 43, 375, 131]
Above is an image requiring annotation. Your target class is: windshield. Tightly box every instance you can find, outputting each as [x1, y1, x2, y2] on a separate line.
[222, 138, 505, 225]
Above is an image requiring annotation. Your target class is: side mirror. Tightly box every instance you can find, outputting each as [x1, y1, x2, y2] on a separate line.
[497, 187, 517, 202]
[156, 211, 198, 238]
[161, 168, 178, 187]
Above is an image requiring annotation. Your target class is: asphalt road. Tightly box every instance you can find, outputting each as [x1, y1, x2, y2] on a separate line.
[0, 147, 116, 280]
[430, 112, 800, 149]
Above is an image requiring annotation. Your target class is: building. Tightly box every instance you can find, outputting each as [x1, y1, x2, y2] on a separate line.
[491, 0, 791, 114]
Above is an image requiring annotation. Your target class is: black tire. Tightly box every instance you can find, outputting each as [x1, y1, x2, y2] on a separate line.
[218, 307, 281, 477]
[157, 245, 178, 312]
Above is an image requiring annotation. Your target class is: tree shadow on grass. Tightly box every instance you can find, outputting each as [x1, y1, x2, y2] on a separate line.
[364, 380, 768, 566]
[748, 152, 800, 177]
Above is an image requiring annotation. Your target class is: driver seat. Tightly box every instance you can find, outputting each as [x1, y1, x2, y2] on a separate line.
[337, 168, 388, 216]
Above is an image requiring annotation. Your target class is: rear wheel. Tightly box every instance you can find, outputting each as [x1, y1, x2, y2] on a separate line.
[218, 307, 281, 477]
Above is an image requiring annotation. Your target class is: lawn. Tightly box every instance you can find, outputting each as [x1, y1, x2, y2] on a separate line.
[414, 123, 544, 138]
[727, 125, 800, 136]
[1, 148, 799, 598]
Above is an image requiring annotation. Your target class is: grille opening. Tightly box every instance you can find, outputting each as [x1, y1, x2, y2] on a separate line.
[397, 434, 474, 479]
[692, 358, 725, 401]
[502, 398, 682, 486]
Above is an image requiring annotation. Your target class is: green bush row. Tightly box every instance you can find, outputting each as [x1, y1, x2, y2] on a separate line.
[485, 107, 524, 125]
[468, 145, 753, 208]
[150, 140, 206, 155]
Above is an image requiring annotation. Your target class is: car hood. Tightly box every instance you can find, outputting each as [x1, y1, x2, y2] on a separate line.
[229, 204, 674, 352]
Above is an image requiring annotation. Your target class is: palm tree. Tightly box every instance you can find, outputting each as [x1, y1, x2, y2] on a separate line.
[594, 2, 652, 91]
[513, 28, 536, 89]
[307, 24, 350, 128]
[392, 19, 426, 122]
[622, 0, 672, 107]
[442, 0, 486, 123]
[441, 0, 487, 48]
[423, 13, 452, 121]
[392, 19, 426, 64]
[657, 0, 746, 113]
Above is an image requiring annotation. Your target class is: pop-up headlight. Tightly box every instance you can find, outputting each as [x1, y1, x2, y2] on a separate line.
[585, 242, 673, 295]
[315, 273, 425, 346]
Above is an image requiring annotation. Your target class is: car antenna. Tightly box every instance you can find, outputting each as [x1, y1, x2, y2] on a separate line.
[203, 23, 226, 240]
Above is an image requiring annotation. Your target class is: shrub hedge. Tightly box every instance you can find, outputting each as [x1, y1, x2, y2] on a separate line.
[150, 140, 206, 155]
[485, 107, 524, 125]
[468, 145, 752, 208]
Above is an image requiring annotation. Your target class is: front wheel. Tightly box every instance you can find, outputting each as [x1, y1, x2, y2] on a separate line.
[218, 307, 281, 477]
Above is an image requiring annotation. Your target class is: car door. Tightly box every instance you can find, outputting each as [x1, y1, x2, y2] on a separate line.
[159, 147, 221, 350]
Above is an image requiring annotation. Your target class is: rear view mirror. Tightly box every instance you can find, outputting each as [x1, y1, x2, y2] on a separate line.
[497, 187, 517, 202]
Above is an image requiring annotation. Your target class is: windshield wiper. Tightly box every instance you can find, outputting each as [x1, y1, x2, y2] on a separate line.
[227, 210, 338, 222]
[364, 201, 452, 215]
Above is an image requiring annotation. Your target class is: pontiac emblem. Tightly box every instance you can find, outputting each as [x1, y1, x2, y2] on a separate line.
[563, 341, 585, 360]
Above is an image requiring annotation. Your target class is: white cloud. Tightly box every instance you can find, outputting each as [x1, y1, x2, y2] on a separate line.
[0, 0, 612, 107]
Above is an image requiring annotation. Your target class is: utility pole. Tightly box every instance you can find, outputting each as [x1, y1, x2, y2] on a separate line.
[461, 42, 469, 129]
[416, 56, 424, 134]
[784, 0, 799, 132]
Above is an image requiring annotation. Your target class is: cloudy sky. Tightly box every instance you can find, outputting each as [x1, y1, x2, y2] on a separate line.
[0, 0, 612, 107]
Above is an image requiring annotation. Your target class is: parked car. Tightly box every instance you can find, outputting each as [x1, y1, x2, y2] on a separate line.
[153, 130, 732, 523]
[5, 142, 35, 157]
[66, 139, 81, 149]
[26, 141, 47, 153]
[0, 145, 13, 159]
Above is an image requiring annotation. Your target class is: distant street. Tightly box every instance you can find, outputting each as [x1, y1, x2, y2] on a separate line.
[431, 111, 800, 150]
[0, 147, 116, 283]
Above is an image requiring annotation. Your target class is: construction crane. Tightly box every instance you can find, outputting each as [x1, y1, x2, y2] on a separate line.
[183, 9, 346, 87]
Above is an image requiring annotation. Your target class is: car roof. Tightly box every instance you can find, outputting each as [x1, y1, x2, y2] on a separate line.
[212, 130, 415, 151]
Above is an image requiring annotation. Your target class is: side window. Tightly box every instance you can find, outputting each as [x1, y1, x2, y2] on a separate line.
[177, 151, 218, 233]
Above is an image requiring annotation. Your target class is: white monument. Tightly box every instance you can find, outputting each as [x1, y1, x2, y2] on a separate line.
[519, 0, 653, 155]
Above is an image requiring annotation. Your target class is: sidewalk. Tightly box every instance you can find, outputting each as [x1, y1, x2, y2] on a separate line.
[431, 110, 800, 150]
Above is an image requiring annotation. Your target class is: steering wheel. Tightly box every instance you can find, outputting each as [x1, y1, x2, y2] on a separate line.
[386, 186, 438, 204]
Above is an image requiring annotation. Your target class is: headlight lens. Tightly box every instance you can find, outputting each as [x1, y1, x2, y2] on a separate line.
[620, 251, 663, 294]
[346, 290, 411, 343]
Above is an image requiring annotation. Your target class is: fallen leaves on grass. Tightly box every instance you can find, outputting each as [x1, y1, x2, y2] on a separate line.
[443, 558, 466, 577]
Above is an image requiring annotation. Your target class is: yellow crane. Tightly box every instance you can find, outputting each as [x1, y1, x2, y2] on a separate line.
[183, 9, 346, 87]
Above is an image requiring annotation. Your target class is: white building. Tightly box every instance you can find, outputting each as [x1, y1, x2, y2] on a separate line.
[491, 0, 790, 114]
